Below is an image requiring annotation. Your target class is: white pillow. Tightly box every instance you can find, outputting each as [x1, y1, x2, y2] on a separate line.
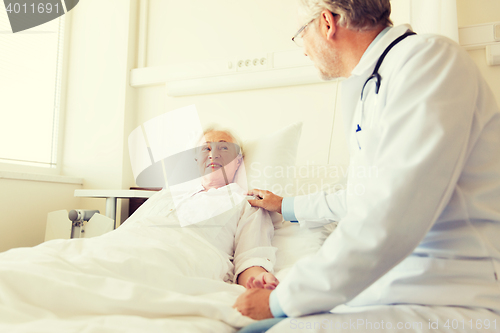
[241, 122, 303, 196]
[229, 122, 302, 229]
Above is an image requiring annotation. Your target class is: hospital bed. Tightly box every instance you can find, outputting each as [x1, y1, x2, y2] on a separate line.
[0, 118, 348, 333]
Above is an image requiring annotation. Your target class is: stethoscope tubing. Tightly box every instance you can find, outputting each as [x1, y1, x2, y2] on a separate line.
[360, 30, 417, 100]
[356, 30, 416, 150]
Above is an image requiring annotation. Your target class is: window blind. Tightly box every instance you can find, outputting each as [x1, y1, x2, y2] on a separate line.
[0, 9, 65, 168]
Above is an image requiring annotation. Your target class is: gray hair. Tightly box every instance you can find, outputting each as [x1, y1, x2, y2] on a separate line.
[202, 125, 244, 157]
[299, 0, 392, 31]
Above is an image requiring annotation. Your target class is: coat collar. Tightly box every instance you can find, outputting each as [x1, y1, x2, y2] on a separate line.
[350, 24, 413, 77]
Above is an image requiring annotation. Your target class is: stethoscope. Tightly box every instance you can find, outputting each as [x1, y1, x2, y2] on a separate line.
[356, 30, 416, 149]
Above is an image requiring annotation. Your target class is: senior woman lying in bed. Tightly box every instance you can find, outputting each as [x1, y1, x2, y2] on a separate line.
[129, 128, 280, 288]
[0, 128, 277, 332]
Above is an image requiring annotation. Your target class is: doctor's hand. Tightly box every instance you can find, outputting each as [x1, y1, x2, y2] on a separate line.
[233, 288, 274, 320]
[246, 272, 279, 290]
[247, 189, 283, 214]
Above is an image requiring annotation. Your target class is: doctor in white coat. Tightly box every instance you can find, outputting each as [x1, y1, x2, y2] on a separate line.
[234, 0, 500, 329]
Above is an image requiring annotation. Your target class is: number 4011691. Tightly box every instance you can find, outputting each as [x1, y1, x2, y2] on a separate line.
[6, 2, 60, 14]
[443, 319, 496, 330]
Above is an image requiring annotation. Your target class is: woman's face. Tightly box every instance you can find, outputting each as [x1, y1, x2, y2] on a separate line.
[196, 131, 242, 181]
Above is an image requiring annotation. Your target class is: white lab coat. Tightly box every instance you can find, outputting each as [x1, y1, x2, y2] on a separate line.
[276, 25, 500, 317]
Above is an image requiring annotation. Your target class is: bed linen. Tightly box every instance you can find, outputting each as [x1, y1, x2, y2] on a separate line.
[0, 224, 255, 332]
[0, 187, 272, 333]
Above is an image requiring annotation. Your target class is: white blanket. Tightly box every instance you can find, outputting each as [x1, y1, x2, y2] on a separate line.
[0, 215, 255, 332]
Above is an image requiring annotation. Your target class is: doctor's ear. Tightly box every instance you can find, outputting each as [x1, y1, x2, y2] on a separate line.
[321, 10, 338, 40]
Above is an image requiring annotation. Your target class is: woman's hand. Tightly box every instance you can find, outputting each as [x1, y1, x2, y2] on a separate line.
[245, 272, 279, 290]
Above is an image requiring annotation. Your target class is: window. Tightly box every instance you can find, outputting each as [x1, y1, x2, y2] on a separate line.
[0, 9, 65, 169]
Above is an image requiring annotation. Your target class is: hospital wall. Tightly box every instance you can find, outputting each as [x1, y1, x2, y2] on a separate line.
[61, 0, 138, 224]
[0, 179, 81, 253]
[457, 0, 500, 107]
[136, 0, 347, 168]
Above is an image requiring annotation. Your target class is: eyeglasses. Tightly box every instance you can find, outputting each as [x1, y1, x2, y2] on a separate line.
[291, 18, 315, 47]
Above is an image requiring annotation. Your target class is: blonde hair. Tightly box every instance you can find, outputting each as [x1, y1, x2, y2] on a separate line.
[299, 0, 392, 31]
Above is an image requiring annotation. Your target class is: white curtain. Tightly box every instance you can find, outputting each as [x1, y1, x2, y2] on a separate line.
[391, 0, 459, 43]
